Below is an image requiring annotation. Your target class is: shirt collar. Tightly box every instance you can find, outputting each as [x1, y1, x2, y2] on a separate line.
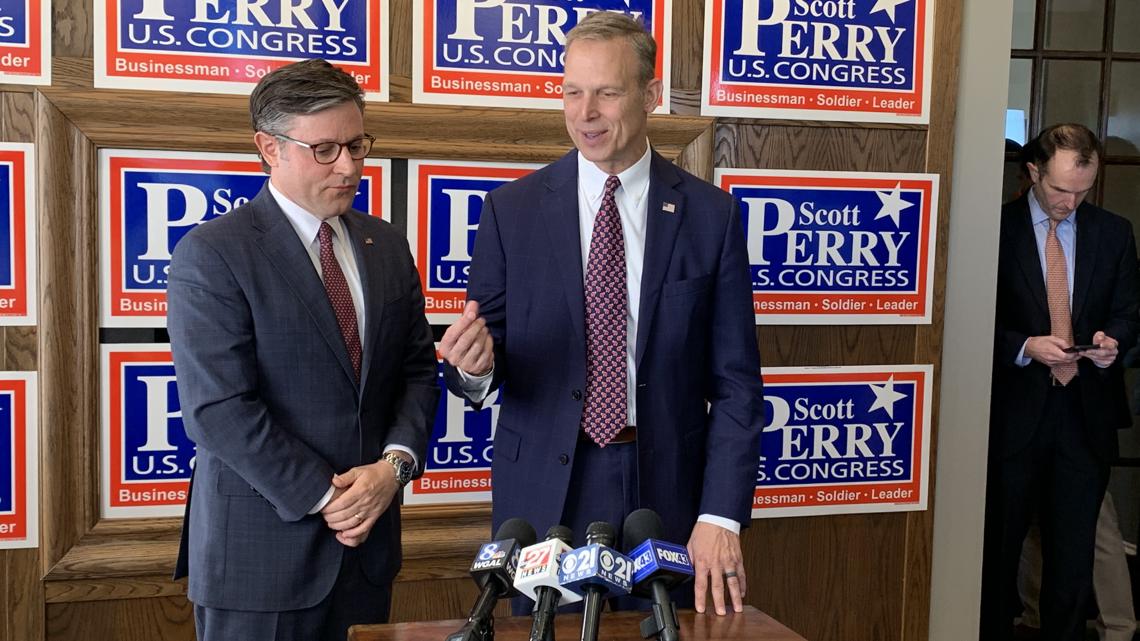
[268, 179, 346, 244]
[1027, 187, 1077, 229]
[577, 142, 653, 207]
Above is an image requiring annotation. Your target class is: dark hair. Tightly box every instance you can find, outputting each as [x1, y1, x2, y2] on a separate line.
[249, 59, 364, 171]
[566, 11, 656, 88]
[1026, 123, 1103, 172]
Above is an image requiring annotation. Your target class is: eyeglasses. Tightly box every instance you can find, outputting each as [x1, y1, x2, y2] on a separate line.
[271, 133, 375, 164]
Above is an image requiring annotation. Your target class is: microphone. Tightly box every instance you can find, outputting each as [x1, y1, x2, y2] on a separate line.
[446, 517, 538, 641]
[623, 509, 694, 641]
[515, 525, 581, 641]
[559, 521, 633, 641]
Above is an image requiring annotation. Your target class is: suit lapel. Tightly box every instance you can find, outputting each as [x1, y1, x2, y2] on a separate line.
[342, 212, 384, 391]
[541, 152, 586, 346]
[1071, 202, 1098, 322]
[252, 188, 359, 387]
[1010, 198, 1049, 318]
[635, 152, 684, 369]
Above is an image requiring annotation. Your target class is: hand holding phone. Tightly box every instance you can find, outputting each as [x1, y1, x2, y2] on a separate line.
[1062, 344, 1100, 354]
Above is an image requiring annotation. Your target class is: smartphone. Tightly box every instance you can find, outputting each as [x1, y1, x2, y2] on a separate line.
[1062, 344, 1101, 353]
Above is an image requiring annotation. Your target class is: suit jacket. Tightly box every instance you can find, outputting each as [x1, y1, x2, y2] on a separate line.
[992, 194, 1140, 461]
[444, 150, 765, 545]
[168, 186, 438, 611]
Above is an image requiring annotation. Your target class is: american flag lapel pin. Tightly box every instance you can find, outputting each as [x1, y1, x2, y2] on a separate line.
[662, 202, 676, 213]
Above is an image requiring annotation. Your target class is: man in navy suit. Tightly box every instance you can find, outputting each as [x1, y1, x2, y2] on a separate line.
[440, 12, 764, 615]
[981, 124, 1140, 641]
[168, 59, 438, 641]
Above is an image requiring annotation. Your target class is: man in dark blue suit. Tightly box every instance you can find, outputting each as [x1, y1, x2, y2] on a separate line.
[440, 12, 764, 615]
[982, 124, 1140, 641]
[168, 59, 438, 641]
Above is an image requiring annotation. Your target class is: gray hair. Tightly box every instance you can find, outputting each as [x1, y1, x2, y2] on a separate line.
[566, 11, 657, 88]
[250, 59, 364, 170]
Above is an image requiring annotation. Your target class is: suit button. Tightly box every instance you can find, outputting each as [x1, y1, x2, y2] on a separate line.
[571, 389, 582, 401]
[558, 454, 569, 465]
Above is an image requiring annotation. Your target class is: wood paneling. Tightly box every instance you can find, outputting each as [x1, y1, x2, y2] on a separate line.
[46, 597, 194, 641]
[2, 2, 965, 639]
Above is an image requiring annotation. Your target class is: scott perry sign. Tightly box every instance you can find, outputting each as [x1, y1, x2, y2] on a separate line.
[702, 0, 933, 123]
[716, 168, 938, 324]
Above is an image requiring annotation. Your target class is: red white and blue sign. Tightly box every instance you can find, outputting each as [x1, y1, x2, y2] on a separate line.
[94, 0, 389, 100]
[715, 168, 939, 324]
[101, 344, 194, 519]
[403, 346, 500, 506]
[754, 365, 931, 519]
[413, 1, 671, 111]
[702, 0, 933, 123]
[0, 144, 36, 326]
[0, 0, 49, 85]
[0, 372, 37, 549]
[100, 150, 391, 328]
[407, 159, 541, 324]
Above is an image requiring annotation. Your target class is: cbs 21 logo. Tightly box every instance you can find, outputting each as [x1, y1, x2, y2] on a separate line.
[560, 546, 633, 587]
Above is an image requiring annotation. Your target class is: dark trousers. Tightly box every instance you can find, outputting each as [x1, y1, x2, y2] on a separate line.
[981, 382, 1110, 641]
[194, 546, 392, 641]
[512, 439, 694, 617]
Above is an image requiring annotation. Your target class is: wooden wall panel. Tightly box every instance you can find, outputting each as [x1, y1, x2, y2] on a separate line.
[46, 597, 194, 641]
[1, 1, 966, 639]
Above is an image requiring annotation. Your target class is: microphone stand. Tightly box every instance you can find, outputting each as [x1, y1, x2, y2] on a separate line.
[637, 582, 680, 641]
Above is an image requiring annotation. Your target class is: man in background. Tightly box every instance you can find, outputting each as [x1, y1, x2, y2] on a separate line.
[983, 123, 1140, 641]
[168, 59, 438, 641]
[439, 11, 764, 615]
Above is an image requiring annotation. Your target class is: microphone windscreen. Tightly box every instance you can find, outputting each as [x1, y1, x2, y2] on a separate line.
[545, 525, 573, 545]
[585, 521, 616, 548]
[622, 508, 664, 552]
[496, 517, 537, 548]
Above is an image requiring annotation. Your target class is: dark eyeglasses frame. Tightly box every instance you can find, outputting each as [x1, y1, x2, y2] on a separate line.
[271, 132, 376, 164]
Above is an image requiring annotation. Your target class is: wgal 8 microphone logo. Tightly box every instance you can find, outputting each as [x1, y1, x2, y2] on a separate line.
[716, 168, 938, 325]
[407, 160, 540, 324]
[101, 150, 391, 327]
[414, 0, 671, 110]
[753, 365, 931, 519]
[701, 0, 932, 123]
[101, 344, 195, 518]
[404, 347, 501, 506]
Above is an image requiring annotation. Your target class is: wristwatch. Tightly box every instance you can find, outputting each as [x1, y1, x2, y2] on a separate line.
[382, 452, 415, 487]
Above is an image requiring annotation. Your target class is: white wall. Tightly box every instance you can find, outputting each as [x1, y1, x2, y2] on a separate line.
[928, 1, 1014, 639]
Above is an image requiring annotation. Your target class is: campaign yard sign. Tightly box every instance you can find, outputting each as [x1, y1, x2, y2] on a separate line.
[754, 365, 931, 518]
[414, 0, 671, 111]
[0, 143, 36, 325]
[100, 149, 390, 327]
[407, 159, 541, 324]
[101, 344, 193, 519]
[0, 372, 37, 549]
[0, 0, 49, 85]
[403, 347, 500, 505]
[702, 0, 933, 123]
[95, 0, 389, 99]
[716, 168, 938, 324]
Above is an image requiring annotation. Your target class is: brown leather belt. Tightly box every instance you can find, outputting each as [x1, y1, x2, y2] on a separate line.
[580, 425, 637, 444]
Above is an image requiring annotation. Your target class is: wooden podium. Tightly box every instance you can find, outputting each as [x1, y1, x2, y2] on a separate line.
[348, 606, 806, 641]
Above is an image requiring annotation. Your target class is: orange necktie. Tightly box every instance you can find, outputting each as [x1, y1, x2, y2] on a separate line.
[1046, 219, 1076, 385]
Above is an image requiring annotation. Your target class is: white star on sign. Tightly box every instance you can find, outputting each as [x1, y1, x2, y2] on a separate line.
[870, 0, 912, 23]
[873, 183, 914, 227]
[868, 376, 908, 420]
